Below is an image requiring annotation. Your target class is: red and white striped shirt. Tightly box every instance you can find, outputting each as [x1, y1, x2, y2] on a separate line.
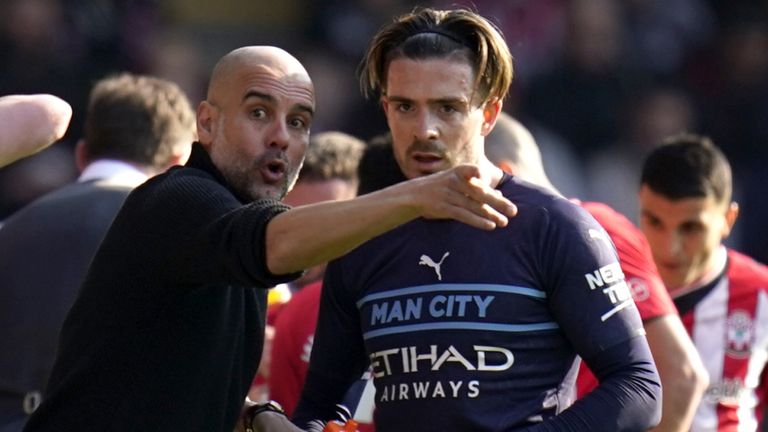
[675, 247, 768, 431]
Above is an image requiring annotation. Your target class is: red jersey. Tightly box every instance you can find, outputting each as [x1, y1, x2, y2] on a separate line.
[677, 249, 768, 431]
[575, 201, 677, 397]
[250, 286, 292, 395]
[269, 281, 322, 417]
[269, 281, 375, 431]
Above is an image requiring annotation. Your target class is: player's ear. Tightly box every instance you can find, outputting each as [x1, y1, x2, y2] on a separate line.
[380, 95, 390, 113]
[497, 159, 517, 176]
[722, 201, 739, 238]
[480, 98, 502, 137]
[196, 101, 218, 147]
[74, 139, 89, 173]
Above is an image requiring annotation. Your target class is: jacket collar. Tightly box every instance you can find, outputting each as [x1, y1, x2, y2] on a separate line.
[185, 142, 252, 204]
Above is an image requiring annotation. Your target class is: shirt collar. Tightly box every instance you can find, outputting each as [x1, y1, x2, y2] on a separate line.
[78, 159, 149, 187]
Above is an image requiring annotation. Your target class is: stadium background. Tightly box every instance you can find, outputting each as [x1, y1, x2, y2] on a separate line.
[1, 0, 767, 264]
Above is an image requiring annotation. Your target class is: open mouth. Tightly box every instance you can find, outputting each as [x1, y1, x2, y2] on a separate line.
[260, 160, 287, 183]
[410, 152, 445, 175]
[412, 153, 442, 163]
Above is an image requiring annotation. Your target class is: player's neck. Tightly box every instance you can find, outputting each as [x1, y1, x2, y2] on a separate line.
[478, 156, 504, 189]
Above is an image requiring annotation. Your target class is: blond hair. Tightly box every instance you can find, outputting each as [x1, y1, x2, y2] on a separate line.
[360, 7, 513, 105]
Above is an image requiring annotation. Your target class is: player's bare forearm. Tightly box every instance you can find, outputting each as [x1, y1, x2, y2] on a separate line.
[265, 164, 517, 275]
[645, 315, 709, 431]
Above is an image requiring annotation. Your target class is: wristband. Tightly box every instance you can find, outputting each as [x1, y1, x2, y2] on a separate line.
[244, 400, 285, 432]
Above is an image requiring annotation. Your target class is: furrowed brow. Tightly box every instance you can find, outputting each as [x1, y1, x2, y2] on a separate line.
[242, 90, 274, 104]
[243, 90, 313, 118]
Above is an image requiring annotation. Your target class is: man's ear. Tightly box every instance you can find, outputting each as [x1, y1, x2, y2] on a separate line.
[722, 201, 740, 239]
[380, 96, 389, 113]
[380, 96, 394, 130]
[196, 101, 217, 146]
[74, 139, 89, 173]
[497, 159, 517, 176]
[480, 98, 502, 136]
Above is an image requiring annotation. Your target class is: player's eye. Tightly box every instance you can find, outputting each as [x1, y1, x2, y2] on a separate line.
[250, 108, 267, 119]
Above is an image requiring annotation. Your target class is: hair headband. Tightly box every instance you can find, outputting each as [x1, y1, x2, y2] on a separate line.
[410, 28, 467, 47]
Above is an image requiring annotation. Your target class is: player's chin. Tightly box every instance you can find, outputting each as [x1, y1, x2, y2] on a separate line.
[668, 272, 690, 289]
[251, 184, 287, 201]
[410, 165, 447, 179]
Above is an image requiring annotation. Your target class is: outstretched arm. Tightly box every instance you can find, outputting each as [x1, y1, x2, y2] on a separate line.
[0, 94, 72, 167]
[266, 164, 517, 275]
[645, 314, 708, 432]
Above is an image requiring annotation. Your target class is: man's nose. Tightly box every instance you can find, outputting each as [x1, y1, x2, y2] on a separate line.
[266, 120, 291, 150]
[662, 232, 684, 258]
[413, 109, 439, 142]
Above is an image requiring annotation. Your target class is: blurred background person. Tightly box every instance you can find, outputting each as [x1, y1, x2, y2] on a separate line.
[639, 134, 768, 432]
[356, 133, 405, 196]
[0, 72, 195, 431]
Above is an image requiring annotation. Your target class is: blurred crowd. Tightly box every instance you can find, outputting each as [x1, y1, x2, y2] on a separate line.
[1, 0, 767, 263]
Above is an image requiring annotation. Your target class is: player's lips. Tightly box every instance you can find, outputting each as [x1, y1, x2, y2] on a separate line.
[260, 159, 287, 184]
[410, 152, 444, 171]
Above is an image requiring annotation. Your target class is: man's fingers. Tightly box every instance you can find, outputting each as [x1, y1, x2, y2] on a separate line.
[441, 205, 498, 231]
[453, 163, 483, 181]
[465, 176, 518, 220]
[415, 164, 518, 229]
[479, 202, 509, 228]
[440, 189, 510, 230]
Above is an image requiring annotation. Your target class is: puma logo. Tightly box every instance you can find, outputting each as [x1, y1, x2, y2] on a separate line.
[419, 252, 450, 281]
[588, 228, 613, 250]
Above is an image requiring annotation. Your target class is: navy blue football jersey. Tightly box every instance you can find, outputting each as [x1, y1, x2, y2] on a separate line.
[296, 175, 647, 431]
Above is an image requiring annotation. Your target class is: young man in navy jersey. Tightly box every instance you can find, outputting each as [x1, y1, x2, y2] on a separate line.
[290, 8, 661, 432]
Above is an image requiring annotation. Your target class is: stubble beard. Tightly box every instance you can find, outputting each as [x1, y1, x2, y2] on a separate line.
[220, 149, 296, 202]
[401, 139, 473, 178]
